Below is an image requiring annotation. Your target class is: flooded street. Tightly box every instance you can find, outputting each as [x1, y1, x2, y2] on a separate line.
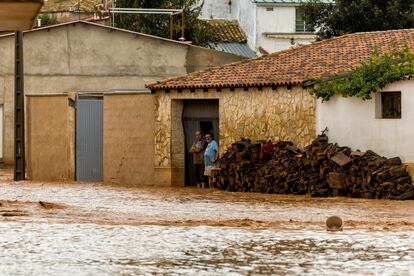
[0, 170, 413, 275]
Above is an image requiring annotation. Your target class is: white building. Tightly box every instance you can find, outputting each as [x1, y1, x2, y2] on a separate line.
[200, 0, 333, 54]
[317, 79, 414, 163]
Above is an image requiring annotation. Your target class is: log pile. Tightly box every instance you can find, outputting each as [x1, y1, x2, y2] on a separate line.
[213, 135, 414, 200]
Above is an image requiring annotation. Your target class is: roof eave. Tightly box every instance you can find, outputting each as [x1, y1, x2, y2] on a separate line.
[148, 81, 305, 93]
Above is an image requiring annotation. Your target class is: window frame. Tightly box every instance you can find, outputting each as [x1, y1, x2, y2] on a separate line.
[295, 8, 313, 33]
[375, 91, 402, 119]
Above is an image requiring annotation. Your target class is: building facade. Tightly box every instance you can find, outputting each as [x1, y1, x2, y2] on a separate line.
[26, 27, 414, 186]
[200, 0, 333, 54]
[0, 20, 245, 164]
[148, 28, 414, 186]
[317, 79, 414, 163]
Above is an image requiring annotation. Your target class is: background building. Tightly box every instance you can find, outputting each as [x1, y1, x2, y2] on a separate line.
[200, 0, 333, 54]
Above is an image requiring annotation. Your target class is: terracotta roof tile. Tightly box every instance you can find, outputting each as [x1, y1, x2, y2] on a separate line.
[42, 0, 99, 12]
[147, 29, 414, 91]
[205, 20, 246, 43]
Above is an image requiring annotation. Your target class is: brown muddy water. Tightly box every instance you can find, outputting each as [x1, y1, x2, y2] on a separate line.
[0, 170, 413, 275]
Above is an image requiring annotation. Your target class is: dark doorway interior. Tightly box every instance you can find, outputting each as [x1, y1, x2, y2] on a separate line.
[200, 121, 213, 137]
[182, 100, 219, 186]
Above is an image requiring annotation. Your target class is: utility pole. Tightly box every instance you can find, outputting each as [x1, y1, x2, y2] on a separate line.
[14, 31, 25, 181]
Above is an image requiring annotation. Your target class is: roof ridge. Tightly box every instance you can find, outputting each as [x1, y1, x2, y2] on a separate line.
[146, 57, 258, 89]
[146, 28, 414, 89]
[147, 32, 352, 88]
[266, 28, 414, 58]
[145, 27, 414, 91]
[268, 32, 354, 57]
[344, 27, 414, 36]
[0, 20, 239, 52]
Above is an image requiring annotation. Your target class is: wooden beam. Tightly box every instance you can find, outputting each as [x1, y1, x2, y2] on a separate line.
[0, 2, 43, 31]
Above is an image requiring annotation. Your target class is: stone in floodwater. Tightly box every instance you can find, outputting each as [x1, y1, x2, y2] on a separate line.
[38, 201, 64, 209]
[326, 216, 343, 231]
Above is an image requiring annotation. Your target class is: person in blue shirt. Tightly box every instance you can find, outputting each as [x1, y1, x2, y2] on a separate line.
[204, 133, 218, 188]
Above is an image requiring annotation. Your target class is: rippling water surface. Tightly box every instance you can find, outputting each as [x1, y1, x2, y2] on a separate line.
[0, 224, 413, 275]
[0, 172, 413, 275]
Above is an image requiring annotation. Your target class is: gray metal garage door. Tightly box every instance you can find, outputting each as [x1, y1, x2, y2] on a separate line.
[76, 94, 103, 182]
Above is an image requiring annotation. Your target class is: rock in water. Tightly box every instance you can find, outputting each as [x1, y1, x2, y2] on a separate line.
[326, 216, 343, 231]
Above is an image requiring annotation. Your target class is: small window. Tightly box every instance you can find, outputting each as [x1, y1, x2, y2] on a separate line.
[381, 92, 401, 119]
[266, 7, 274, 11]
[295, 8, 313, 32]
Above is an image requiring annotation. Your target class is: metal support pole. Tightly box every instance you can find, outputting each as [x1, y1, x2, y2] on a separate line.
[169, 14, 173, 39]
[181, 11, 185, 40]
[111, 0, 115, 27]
[14, 31, 25, 181]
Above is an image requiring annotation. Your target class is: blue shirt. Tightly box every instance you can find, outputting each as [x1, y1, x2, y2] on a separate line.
[204, 140, 218, 166]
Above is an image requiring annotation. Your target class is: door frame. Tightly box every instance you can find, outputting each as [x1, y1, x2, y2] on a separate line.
[181, 99, 219, 186]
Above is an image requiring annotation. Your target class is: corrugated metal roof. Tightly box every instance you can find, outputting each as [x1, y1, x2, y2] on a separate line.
[207, 42, 257, 58]
[254, 0, 334, 3]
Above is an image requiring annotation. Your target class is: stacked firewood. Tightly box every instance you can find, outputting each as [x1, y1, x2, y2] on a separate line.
[213, 135, 414, 200]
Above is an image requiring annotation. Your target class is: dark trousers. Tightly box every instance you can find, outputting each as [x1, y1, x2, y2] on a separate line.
[194, 164, 205, 184]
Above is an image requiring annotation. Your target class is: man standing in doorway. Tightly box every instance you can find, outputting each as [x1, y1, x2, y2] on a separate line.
[204, 133, 218, 189]
[190, 130, 206, 188]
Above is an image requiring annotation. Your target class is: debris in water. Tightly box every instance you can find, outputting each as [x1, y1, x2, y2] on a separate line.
[38, 201, 64, 209]
[326, 216, 343, 231]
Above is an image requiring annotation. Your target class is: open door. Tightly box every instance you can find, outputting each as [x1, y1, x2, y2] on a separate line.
[182, 100, 219, 186]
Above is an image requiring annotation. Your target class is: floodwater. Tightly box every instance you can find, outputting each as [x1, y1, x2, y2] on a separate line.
[0, 169, 413, 275]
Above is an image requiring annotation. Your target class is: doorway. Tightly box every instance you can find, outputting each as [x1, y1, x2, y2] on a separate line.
[182, 100, 219, 186]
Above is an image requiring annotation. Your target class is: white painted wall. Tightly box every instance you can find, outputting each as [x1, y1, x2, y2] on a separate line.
[316, 79, 414, 162]
[257, 5, 296, 34]
[259, 38, 291, 53]
[259, 37, 314, 53]
[200, 0, 236, 19]
[199, 1, 316, 53]
[256, 5, 314, 53]
[235, 0, 257, 50]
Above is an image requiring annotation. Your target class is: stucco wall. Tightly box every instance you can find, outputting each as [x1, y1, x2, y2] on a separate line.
[236, 0, 257, 50]
[316, 79, 414, 163]
[257, 5, 295, 34]
[154, 86, 316, 185]
[0, 22, 244, 164]
[103, 93, 156, 185]
[26, 94, 75, 181]
[200, 0, 236, 19]
[256, 5, 315, 53]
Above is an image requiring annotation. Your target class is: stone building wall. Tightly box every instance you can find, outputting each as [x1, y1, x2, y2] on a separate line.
[154, 86, 316, 185]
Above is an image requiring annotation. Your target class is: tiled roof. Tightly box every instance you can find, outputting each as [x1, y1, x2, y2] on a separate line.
[147, 28, 414, 91]
[41, 0, 99, 12]
[205, 20, 246, 43]
[254, 0, 334, 3]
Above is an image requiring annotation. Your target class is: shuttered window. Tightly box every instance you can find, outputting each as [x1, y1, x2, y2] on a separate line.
[381, 92, 401, 119]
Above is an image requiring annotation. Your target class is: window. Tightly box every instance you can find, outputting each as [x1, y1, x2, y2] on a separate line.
[381, 92, 401, 119]
[266, 7, 274, 11]
[295, 8, 313, 33]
